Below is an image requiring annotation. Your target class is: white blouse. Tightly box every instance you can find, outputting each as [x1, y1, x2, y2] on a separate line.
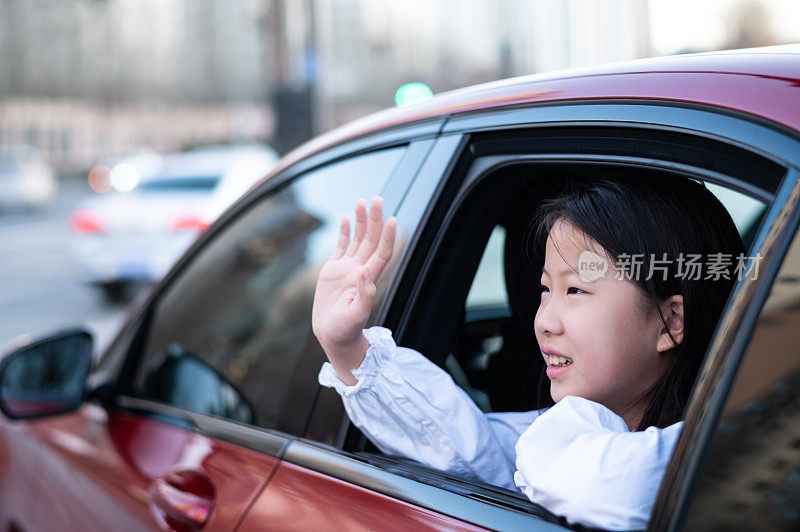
[318, 326, 683, 531]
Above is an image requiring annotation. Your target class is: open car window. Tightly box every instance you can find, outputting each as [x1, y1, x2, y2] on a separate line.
[355, 164, 716, 527]
[346, 126, 779, 528]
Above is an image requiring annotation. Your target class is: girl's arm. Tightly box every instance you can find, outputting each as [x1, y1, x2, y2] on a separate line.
[312, 198, 539, 488]
[513, 395, 683, 531]
[319, 326, 541, 490]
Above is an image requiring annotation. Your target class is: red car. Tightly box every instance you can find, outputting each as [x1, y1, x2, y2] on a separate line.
[2, 45, 800, 531]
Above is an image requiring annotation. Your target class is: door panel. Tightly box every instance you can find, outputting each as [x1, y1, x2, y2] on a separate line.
[0, 405, 278, 531]
[237, 460, 487, 531]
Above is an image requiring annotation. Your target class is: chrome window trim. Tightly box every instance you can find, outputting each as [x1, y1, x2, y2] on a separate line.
[281, 439, 570, 531]
[651, 167, 800, 531]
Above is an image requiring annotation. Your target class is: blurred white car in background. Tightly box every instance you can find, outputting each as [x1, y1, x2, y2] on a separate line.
[70, 144, 278, 301]
[0, 145, 58, 212]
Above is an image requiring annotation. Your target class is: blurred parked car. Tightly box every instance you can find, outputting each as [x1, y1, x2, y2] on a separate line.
[0, 145, 57, 212]
[2, 46, 800, 531]
[70, 144, 278, 301]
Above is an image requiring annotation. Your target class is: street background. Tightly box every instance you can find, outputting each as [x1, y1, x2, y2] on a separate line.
[1, 0, 799, 353]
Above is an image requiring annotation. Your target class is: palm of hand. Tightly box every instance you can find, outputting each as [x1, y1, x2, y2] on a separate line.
[312, 197, 397, 357]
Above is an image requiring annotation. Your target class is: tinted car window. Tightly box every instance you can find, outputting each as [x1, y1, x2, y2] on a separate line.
[465, 225, 509, 310]
[705, 182, 766, 249]
[684, 225, 800, 530]
[131, 147, 406, 434]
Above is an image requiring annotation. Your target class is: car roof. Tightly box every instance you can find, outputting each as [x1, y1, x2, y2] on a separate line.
[269, 45, 800, 180]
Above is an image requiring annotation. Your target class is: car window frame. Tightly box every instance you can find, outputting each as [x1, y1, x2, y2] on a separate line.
[677, 168, 800, 529]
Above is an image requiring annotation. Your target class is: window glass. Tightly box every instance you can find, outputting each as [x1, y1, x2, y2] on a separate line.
[705, 182, 766, 248]
[465, 225, 509, 310]
[130, 147, 406, 435]
[684, 225, 800, 530]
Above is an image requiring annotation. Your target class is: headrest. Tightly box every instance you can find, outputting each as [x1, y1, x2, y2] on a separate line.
[502, 203, 542, 340]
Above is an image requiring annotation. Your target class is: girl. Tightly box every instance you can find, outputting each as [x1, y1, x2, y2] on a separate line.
[311, 177, 745, 530]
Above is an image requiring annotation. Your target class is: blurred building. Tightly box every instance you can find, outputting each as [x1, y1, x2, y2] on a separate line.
[0, 0, 273, 172]
[9, 0, 790, 174]
[313, 0, 650, 130]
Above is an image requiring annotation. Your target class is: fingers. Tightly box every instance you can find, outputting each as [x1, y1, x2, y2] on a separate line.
[345, 199, 368, 257]
[329, 215, 350, 260]
[355, 196, 384, 263]
[365, 215, 397, 281]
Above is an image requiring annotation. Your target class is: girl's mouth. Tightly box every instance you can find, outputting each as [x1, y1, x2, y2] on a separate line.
[545, 354, 573, 379]
[544, 354, 573, 367]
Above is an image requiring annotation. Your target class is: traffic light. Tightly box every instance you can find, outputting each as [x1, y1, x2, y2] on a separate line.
[394, 82, 433, 107]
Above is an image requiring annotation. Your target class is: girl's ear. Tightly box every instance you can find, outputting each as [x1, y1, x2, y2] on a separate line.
[656, 295, 684, 353]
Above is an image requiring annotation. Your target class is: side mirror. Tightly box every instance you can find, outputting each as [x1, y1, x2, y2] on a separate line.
[0, 329, 93, 420]
[142, 343, 257, 425]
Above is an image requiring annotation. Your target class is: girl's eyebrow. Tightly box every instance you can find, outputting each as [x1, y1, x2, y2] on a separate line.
[541, 266, 578, 278]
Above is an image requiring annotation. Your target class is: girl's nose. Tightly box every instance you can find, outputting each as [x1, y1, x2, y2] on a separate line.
[534, 298, 564, 336]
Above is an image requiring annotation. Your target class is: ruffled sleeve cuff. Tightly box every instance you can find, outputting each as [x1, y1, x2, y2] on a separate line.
[318, 326, 397, 397]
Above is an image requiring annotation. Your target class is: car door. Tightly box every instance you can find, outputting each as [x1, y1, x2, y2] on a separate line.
[0, 141, 423, 531]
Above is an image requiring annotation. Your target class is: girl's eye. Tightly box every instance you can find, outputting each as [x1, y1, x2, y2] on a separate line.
[539, 284, 550, 294]
[567, 287, 584, 295]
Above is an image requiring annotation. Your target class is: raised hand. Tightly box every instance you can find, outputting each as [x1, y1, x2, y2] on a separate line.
[312, 196, 397, 385]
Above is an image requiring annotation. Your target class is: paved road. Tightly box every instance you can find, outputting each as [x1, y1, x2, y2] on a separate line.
[0, 180, 130, 354]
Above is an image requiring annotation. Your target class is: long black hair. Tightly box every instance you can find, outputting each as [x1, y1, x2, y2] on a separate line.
[531, 176, 746, 430]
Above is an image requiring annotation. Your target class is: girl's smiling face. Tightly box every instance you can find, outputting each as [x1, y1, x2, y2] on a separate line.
[534, 219, 682, 428]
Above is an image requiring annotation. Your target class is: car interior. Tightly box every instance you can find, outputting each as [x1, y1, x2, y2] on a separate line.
[447, 168, 767, 416]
